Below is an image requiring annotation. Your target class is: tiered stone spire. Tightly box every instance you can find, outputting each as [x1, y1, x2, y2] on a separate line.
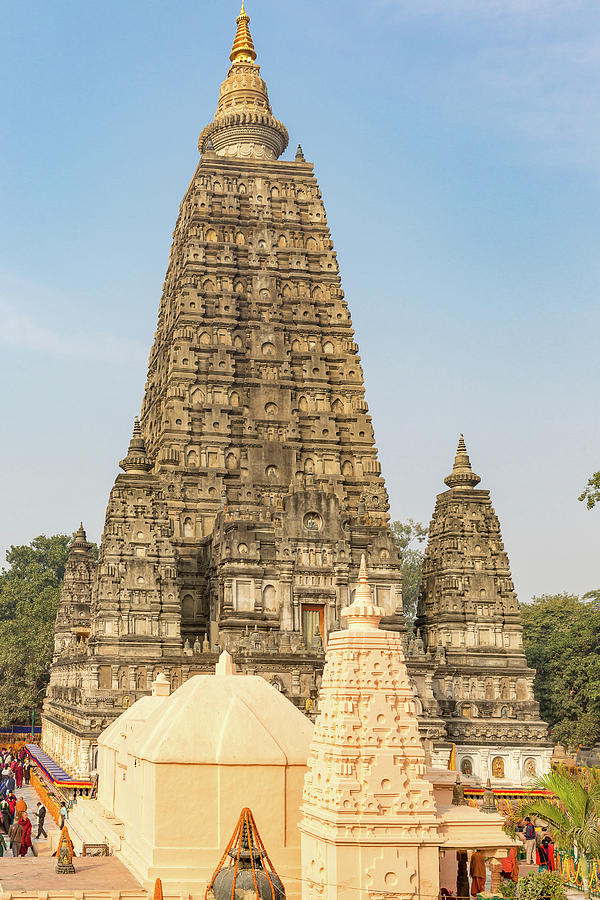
[444, 434, 481, 489]
[301, 561, 441, 900]
[43, 5, 403, 777]
[199, 4, 288, 159]
[417, 437, 550, 781]
[71, 523, 89, 550]
[119, 418, 152, 473]
[50, 524, 95, 659]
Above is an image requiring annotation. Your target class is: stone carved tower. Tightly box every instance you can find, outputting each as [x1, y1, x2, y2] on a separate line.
[52, 524, 95, 658]
[43, 5, 403, 777]
[415, 437, 551, 784]
[138, 4, 402, 651]
[86, 419, 182, 677]
[300, 557, 441, 900]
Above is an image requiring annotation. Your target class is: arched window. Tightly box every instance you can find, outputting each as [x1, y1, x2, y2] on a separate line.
[183, 517, 194, 538]
[262, 585, 277, 611]
[182, 594, 194, 619]
[492, 756, 505, 778]
[461, 758, 473, 776]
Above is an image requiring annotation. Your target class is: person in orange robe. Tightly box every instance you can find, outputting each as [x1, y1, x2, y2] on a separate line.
[15, 797, 27, 820]
[501, 847, 520, 883]
[470, 849, 487, 896]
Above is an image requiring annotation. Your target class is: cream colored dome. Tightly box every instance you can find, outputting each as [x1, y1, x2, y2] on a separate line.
[130, 672, 312, 765]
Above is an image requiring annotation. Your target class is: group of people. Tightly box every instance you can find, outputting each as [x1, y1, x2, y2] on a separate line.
[522, 817, 556, 871]
[466, 821, 555, 899]
[0, 748, 31, 795]
[0, 746, 45, 857]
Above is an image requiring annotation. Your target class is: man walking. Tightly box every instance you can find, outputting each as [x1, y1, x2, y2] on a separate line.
[35, 802, 47, 839]
[524, 817, 536, 864]
[8, 819, 22, 857]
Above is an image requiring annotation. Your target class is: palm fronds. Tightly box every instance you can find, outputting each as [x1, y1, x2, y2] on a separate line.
[518, 768, 600, 857]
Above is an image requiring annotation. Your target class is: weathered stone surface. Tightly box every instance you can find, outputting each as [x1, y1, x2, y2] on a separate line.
[42, 6, 402, 778]
[415, 436, 551, 782]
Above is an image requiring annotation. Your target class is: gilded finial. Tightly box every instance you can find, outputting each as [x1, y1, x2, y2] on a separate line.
[230, 2, 257, 64]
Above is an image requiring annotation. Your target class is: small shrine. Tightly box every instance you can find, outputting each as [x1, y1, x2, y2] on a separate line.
[55, 826, 75, 875]
[300, 556, 513, 900]
[69, 653, 312, 899]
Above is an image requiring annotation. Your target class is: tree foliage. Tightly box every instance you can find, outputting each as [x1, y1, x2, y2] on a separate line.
[521, 594, 600, 750]
[579, 473, 600, 510]
[516, 871, 567, 900]
[391, 519, 428, 552]
[0, 535, 73, 726]
[391, 519, 428, 627]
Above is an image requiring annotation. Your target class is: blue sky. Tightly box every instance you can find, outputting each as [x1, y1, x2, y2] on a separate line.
[1, 0, 598, 601]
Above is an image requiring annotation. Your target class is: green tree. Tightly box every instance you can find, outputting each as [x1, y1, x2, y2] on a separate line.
[521, 594, 600, 750]
[0, 534, 74, 725]
[391, 519, 428, 552]
[391, 519, 428, 627]
[579, 473, 600, 510]
[520, 768, 600, 898]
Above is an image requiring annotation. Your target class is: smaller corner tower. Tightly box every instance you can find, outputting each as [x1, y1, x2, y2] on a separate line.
[416, 436, 551, 786]
[52, 524, 95, 659]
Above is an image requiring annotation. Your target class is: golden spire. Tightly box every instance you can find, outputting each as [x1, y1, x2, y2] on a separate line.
[230, 2, 257, 63]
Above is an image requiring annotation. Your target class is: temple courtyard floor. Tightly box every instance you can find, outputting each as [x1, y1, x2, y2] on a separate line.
[0, 857, 141, 891]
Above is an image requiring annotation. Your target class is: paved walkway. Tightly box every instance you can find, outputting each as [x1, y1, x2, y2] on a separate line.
[0, 781, 61, 858]
[0, 857, 141, 890]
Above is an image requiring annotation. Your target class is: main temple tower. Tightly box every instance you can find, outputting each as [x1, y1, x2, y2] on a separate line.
[43, 6, 404, 777]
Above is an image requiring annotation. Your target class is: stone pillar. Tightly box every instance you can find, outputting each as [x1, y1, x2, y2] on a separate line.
[292, 576, 300, 632]
[279, 565, 294, 633]
[254, 578, 263, 613]
[489, 859, 501, 894]
[334, 565, 348, 625]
